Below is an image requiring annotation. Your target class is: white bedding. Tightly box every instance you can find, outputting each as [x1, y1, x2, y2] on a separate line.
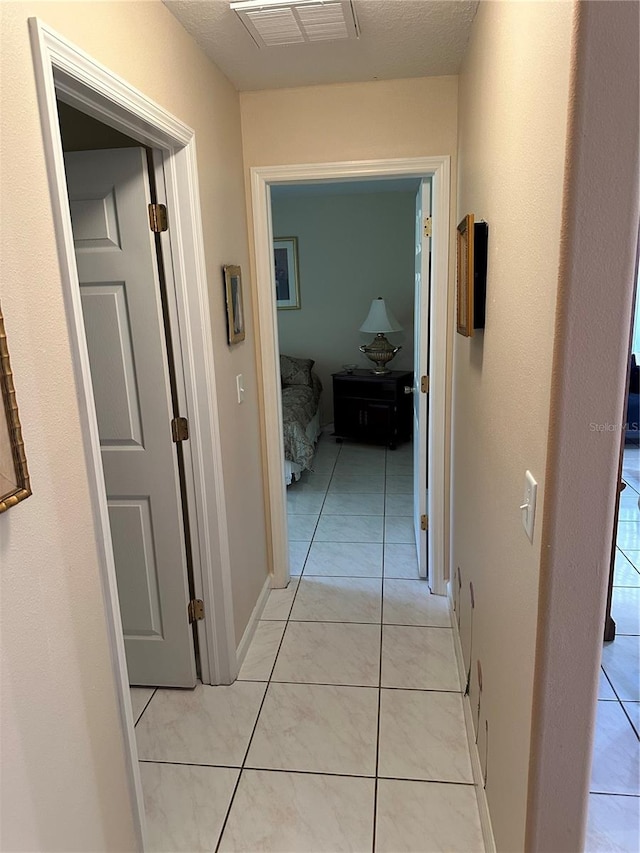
[284, 409, 322, 485]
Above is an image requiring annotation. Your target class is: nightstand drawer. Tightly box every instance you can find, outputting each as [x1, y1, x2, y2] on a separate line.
[336, 379, 398, 401]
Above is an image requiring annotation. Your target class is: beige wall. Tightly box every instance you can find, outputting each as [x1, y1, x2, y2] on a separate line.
[241, 76, 458, 167]
[0, 2, 267, 849]
[273, 190, 416, 423]
[453, 2, 574, 850]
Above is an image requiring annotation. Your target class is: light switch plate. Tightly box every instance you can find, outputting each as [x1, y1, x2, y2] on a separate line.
[522, 470, 538, 542]
[236, 374, 244, 404]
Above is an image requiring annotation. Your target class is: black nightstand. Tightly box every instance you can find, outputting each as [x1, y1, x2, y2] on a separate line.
[332, 369, 413, 449]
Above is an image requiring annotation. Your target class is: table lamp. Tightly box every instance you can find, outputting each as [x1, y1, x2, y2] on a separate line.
[359, 297, 403, 374]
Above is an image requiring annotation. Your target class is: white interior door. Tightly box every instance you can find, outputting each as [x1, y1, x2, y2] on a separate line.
[413, 179, 432, 580]
[65, 147, 197, 688]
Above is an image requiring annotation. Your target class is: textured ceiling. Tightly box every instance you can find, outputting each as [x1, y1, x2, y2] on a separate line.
[164, 0, 479, 91]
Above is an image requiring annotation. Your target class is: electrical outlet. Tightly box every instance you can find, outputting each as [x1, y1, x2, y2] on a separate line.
[521, 470, 538, 542]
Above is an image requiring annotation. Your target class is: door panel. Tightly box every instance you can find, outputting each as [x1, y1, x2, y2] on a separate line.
[80, 283, 143, 446]
[413, 180, 432, 580]
[109, 499, 163, 638]
[65, 147, 197, 687]
[69, 190, 121, 249]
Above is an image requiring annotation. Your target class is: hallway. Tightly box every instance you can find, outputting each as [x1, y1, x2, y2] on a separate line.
[130, 434, 484, 851]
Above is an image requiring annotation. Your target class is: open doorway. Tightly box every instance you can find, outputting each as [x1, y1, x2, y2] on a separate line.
[270, 179, 425, 588]
[249, 157, 451, 599]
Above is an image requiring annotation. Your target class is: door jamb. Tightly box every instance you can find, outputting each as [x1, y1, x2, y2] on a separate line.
[250, 157, 450, 595]
[30, 18, 238, 845]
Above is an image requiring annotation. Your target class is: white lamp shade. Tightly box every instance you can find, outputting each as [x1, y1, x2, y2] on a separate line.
[359, 298, 403, 333]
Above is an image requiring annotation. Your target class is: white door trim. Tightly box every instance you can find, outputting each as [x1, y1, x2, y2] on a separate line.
[29, 18, 238, 845]
[414, 179, 431, 580]
[250, 157, 450, 595]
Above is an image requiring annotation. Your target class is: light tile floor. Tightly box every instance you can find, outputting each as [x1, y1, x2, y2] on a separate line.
[131, 440, 640, 850]
[586, 444, 640, 852]
[132, 433, 485, 852]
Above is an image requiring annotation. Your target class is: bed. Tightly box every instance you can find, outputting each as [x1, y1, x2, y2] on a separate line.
[280, 354, 322, 485]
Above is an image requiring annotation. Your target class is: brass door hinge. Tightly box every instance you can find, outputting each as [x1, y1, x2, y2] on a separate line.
[188, 599, 204, 623]
[424, 217, 432, 238]
[421, 514, 428, 531]
[148, 203, 168, 233]
[171, 416, 189, 442]
[421, 375, 429, 393]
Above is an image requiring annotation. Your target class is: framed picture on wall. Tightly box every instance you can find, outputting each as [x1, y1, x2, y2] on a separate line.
[456, 214, 488, 337]
[0, 307, 32, 513]
[223, 264, 246, 345]
[274, 236, 300, 310]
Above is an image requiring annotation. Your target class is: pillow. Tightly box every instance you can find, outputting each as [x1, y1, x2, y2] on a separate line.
[280, 354, 315, 387]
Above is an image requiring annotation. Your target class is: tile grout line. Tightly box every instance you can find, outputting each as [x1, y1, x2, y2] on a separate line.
[299, 434, 343, 579]
[138, 758, 477, 786]
[590, 692, 640, 775]
[264, 618, 453, 628]
[618, 700, 640, 741]
[372, 443, 389, 853]
[236, 678, 462, 694]
[292, 535, 413, 546]
[212, 684, 267, 853]
[600, 666, 622, 704]
[133, 687, 157, 728]
[590, 789, 640, 798]
[240, 767, 475, 786]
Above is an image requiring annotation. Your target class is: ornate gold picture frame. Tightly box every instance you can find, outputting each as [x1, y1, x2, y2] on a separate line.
[0, 307, 31, 513]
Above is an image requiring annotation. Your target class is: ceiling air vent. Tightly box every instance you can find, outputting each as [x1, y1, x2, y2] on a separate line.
[230, 0, 360, 48]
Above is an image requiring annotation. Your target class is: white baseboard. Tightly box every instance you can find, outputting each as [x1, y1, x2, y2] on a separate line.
[449, 589, 497, 853]
[235, 573, 272, 671]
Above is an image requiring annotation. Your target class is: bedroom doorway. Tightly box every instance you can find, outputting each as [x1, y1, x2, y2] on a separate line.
[249, 157, 450, 597]
[272, 177, 430, 586]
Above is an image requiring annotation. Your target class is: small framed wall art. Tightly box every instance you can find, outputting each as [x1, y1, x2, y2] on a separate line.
[274, 236, 300, 310]
[0, 307, 32, 513]
[456, 214, 488, 337]
[223, 264, 245, 345]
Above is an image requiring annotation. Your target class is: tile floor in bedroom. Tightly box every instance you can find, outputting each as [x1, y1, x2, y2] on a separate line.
[130, 433, 485, 852]
[586, 443, 640, 853]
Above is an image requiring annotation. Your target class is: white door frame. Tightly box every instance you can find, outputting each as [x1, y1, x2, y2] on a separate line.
[30, 18, 238, 844]
[414, 179, 431, 580]
[250, 157, 450, 595]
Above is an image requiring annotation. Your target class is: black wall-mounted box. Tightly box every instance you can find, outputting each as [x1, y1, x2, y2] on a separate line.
[472, 221, 488, 331]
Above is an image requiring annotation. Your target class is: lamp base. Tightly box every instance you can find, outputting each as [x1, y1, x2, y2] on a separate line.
[359, 334, 401, 375]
